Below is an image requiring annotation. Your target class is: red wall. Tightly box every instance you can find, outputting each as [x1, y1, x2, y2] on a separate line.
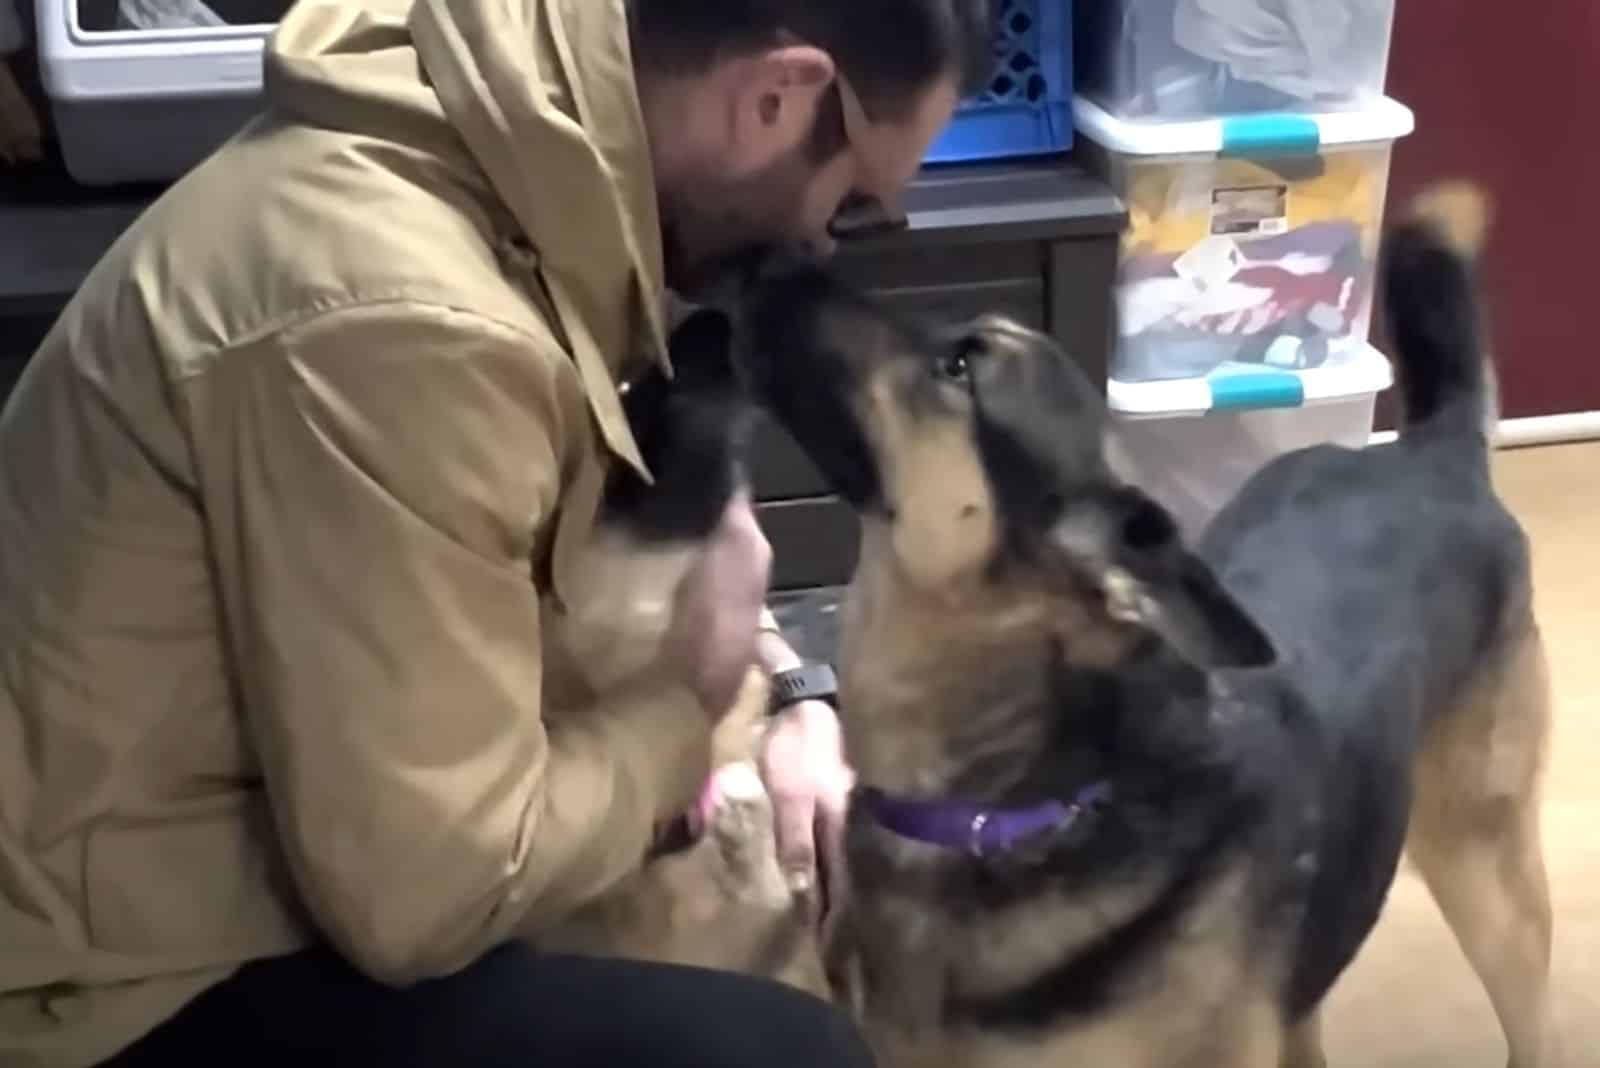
[1377, 2, 1600, 419]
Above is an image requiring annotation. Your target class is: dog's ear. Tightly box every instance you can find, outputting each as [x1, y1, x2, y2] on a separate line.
[1048, 487, 1275, 672]
[667, 307, 737, 389]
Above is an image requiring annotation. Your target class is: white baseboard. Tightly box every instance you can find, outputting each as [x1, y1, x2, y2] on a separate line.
[1368, 411, 1600, 449]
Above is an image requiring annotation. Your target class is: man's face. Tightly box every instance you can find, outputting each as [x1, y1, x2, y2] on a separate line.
[660, 51, 960, 294]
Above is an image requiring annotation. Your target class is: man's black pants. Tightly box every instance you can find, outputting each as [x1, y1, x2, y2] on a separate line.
[102, 942, 874, 1066]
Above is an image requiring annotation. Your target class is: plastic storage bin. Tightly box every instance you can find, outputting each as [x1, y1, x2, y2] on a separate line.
[1074, 0, 1395, 122]
[1074, 95, 1412, 384]
[35, 0, 289, 185]
[924, 0, 1072, 164]
[1105, 343, 1392, 539]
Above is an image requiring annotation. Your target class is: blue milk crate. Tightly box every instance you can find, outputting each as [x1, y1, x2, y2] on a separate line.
[924, 0, 1073, 164]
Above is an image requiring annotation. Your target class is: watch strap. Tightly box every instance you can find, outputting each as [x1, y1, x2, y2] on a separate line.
[768, 662, 838, 715]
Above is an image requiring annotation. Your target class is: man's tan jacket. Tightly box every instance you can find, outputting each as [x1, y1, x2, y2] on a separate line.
[0, 1, 714, 1063]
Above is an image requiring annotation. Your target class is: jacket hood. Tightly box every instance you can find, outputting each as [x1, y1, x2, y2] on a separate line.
[265, 0, 670, 474]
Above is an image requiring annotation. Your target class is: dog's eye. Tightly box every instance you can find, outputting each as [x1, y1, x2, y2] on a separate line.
[935, 338, 980, 383]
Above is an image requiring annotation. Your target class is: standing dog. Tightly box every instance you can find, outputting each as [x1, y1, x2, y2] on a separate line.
[733, 185, 1552, 1067]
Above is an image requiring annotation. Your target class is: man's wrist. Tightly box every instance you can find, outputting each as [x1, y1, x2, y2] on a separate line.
[757, 630, 804, 675]
[756, 606, 803, 674]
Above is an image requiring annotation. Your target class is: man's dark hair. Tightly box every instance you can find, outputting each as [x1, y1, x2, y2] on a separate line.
[626, 0, 995, 123]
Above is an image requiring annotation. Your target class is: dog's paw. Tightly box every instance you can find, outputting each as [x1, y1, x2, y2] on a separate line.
[696, 762, 793, 908]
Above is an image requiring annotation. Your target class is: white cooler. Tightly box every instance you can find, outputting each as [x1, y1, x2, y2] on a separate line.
[1105, 344, 1393, 540]
[34, 0, 290, 185]
[1075, 95, 1413, 386]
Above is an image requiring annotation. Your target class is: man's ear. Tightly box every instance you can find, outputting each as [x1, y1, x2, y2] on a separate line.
[726, 45, 835, 173]
[1049, 487, 1276, 672]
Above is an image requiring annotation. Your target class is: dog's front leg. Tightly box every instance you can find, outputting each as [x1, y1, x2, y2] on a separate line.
[1279, 1008, 1326, 1068]
[821, 902, 864, 1017]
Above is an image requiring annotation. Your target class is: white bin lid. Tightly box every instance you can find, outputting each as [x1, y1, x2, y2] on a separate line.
[1074, 95, 1415, 156]
[1108, 344, 1393, 419]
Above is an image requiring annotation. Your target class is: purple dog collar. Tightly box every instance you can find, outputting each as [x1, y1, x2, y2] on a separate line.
[860, 781, 1113, 858]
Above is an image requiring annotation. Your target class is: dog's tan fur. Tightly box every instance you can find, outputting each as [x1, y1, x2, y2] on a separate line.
[819, 451, 1309, 1066]
[1396, 180, 1505, 442]
[831, 864, 1288, 1068]
[1385, 185, 1552, 1067]
[817, 185, 1554, 1068]
[537, 184, 1552, 1068]
[1401, 621, 1553, 1068]
[535, 660, 831, 995]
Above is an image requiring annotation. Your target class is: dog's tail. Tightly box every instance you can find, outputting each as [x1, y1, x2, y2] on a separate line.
[1380, 181, 1500, 441]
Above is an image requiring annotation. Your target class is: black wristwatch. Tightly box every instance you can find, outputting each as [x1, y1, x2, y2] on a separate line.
[768, 662, 838, 715]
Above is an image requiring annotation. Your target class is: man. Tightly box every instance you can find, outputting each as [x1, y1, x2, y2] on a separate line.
[0, 0, 991, 1064]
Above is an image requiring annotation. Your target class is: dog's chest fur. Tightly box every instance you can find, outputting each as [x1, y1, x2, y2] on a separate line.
[836, 533, 1064, 796]
[842, 852, 1281, 1066]
[829, 539, 1315, 1058]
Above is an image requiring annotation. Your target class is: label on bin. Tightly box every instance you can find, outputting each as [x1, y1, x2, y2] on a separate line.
[1173, 236, 1244, 291]
[1210, 185, 1289, 238]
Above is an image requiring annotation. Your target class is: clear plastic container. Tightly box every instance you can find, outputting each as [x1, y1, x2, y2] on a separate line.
[1074, 0, 1396, 122]
[1074, 95, 1412, 384]
[34, 0, 291, 185]
[1105, 344, 1393, 540]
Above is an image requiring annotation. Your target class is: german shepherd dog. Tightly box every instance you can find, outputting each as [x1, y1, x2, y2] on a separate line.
[536, 301, 832, 991]
[725, 186, 1553, 1067]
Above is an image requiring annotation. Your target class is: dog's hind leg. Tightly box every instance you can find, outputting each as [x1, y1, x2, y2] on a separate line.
[1406, 625, 1554, 1068]
[1279, 1008, 1326, 1068]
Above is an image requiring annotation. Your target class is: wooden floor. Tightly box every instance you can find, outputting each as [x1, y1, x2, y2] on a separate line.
[1322, 441, 1600, 1067]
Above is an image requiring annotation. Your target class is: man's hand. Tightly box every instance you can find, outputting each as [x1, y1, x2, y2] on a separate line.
[666, 488, 773, 720]
[759, 689, 854, 917]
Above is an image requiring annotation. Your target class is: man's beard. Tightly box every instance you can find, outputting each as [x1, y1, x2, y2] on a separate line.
[660, 211, 779, 300]
[657, 157, 810, 298]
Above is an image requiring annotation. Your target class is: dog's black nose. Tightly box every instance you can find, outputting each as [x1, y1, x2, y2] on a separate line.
[743, 243, 825, 289]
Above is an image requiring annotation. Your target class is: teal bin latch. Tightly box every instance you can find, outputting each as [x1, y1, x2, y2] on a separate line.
[1220, 114, 1322, 157]
[1209, 371, 1306, 411]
